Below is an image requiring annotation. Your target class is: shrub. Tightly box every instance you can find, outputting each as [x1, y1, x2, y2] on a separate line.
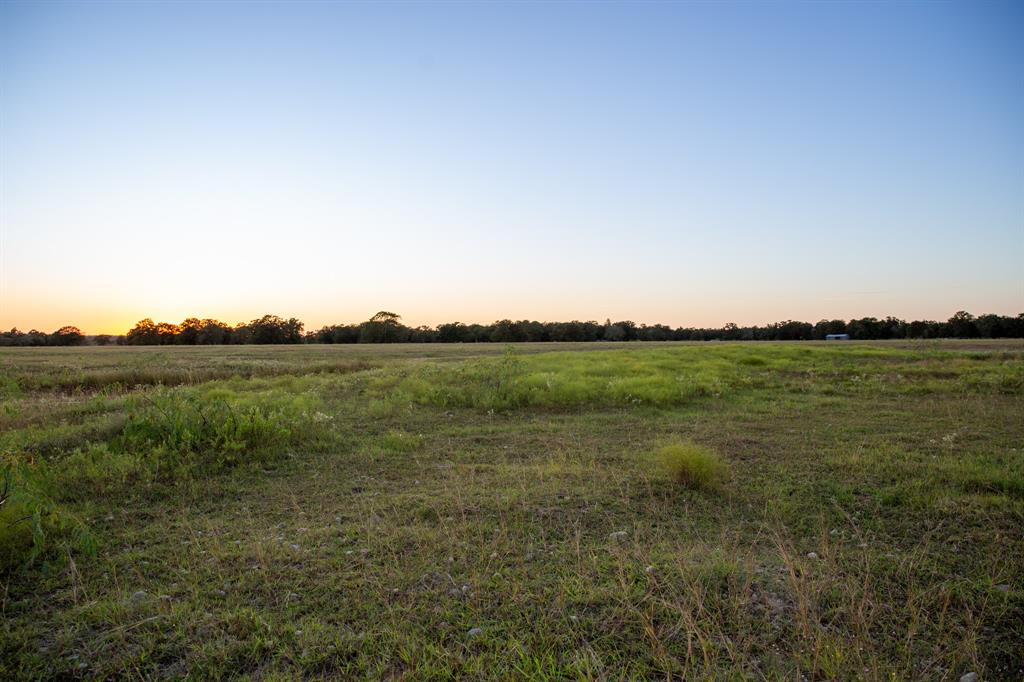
[654, 442, 726, 490]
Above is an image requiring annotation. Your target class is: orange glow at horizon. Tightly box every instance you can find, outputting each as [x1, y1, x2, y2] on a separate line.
[3, 290, 1022, 337]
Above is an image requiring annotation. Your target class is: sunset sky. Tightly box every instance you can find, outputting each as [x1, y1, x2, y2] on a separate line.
[1, 1, 1021, 334]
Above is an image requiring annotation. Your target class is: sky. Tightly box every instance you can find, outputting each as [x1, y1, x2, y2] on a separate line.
[1, 1, 1022, 334]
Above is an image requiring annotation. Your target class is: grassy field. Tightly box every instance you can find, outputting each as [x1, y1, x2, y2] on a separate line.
[1, 341, 1022, 679]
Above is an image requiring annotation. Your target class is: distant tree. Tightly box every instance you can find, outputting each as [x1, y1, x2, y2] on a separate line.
[24, 330, 47, 346]
[49, 326, 85, 346]
[906, 319, 938, 338]
[847, 317, 883, 340]
[17, 309, 1022, 347]
[177, 318, 202, 345]
[155, 322, 180, 345]
[813, 319, 847, 339]
[613, 321, 638, 341]
[197, 319, 232, 345]
[490, 319, 525, 343]
[1007, 313, 1024, 338]
[603, 323, 626, 341]
[638, 324, 673, 341]
[945, 311, 978, 338]
[126, 319, 160, 345]
[409, 325, 438, 343]
[0, 328, 25, 347]
[519, 320, 548, 342]
[247, 315, 304, 344]
[437, 322, 469, 343]
[975, 314, 1005, 339]
[360, 312, 406, 343]
[231, 323, 253, 345]
[882, 316, 907, 339]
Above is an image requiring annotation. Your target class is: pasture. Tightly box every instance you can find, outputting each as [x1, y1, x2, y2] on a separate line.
[1, 341, 1022, 679]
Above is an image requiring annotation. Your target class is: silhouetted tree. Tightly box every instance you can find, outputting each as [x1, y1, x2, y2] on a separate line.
[49, 326, 85, 346]
[360, 312, 406, 343]
[945, 311, 978, 338]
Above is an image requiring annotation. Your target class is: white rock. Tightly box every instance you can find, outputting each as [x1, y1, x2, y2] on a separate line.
[959, 673, 978, 682]
[609, 531, 629, 541]
[806, 552, 819, 560]
[467, 627, 483, 637]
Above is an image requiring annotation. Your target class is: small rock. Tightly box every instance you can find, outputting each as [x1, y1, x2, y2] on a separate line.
[644, 565, 656, 574]
[959, 673, 978, 682]
[467, 627, 483, 637]
[490, 552, 498, 560]
[995, 584, 1010, 593]
[290, 544, 301, 551]
[609, 531, 629, 541]
[806, 552, 819, 560]
[214, 589, 227, 597]
[129, 590, 148, 603]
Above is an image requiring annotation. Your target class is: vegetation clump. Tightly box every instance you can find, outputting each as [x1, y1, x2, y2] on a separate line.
[121, 388, 324, 475]
[655, 441, 727, 490]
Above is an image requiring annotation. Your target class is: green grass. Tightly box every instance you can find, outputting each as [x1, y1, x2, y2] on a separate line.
[0, 340, 1022, 679]
[654, 442, 726, 490]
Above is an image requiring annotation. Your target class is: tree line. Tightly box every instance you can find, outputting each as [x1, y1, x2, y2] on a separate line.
[3, 310, 1022, 347]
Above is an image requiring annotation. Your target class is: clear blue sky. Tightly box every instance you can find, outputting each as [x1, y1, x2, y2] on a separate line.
[1, 0, 1021, 333]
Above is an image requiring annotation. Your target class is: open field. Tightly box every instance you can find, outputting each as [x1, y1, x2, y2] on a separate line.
[1, 341, 1022, 679]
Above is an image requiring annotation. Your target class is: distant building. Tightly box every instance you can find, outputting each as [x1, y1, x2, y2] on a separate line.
[825, 334, 851, 341]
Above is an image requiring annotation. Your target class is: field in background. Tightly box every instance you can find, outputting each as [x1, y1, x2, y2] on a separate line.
[1, 341, 1022, 679]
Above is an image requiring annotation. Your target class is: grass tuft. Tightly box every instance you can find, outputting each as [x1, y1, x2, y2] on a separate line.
[654, 441, 727, 490]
